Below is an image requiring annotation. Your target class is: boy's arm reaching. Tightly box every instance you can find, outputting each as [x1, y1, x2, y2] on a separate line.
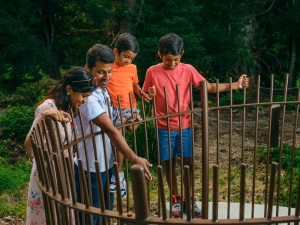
[92, 113, 153, 181]
[133, 83, 154, 102]
[206, 74, 249, 93]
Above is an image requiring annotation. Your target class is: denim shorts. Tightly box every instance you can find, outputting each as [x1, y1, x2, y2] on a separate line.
[112, 106, 140, 125]
[158, 127, 192, 161]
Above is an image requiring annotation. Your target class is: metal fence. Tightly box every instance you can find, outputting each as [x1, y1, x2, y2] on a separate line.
[30, 75, 300, 225]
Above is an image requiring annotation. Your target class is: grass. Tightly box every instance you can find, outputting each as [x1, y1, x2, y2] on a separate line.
[0, 156, 31, 219]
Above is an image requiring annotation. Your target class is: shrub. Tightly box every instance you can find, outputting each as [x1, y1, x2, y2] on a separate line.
[272, 95, 297, 111]
[219, 90, 247, 106]
[15, 76, 58, 106]
[124, 101, 158, 166]
[0, 105, 35, 143]
[257, 143, 300, 171]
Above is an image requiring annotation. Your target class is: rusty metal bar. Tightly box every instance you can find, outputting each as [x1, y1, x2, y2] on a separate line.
[212, 164, 219, 222]
[251, 75, 260, 218]
[184, 165, 191, 221]
[216, 79, 220, 164]
[264, 74, 273, 217]
[200, 80, 209, 219]
[227, 77, 233, 219]
[267, 162, 277, 219]
[289, 84, 300, 216]
[276, 74, 289, 217]
[131, 164, 149, 223]
[239, 163, 246, 222]
[157, 165, 167, 220]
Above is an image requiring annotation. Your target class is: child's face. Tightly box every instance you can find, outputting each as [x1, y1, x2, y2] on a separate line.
[159, 53, 182, 70]
[114, 49, 137, 66]
[88, 61, 113, 89]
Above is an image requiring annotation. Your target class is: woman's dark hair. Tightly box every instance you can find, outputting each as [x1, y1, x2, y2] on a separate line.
[158, 33, 184, 56]
[114, 33, 139, 54]
[38, 67, 97, 113]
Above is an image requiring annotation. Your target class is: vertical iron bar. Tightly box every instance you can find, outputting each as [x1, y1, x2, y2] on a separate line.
[200, 80, 209, 219]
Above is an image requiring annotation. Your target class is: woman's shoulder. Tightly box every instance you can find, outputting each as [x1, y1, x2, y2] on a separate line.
[36, 99, 57, 113]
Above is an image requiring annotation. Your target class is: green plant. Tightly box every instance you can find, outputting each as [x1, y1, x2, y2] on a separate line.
[125, 119, 158, 167]
[0, 105, 35, 143]
[0, 158, 31, 218]
[15, 76, 58, 106]
[277, 168, 300, 207]
[272, 95, 297, 111]
[219, 90, 247, 106]
[257, 143, 300, 171]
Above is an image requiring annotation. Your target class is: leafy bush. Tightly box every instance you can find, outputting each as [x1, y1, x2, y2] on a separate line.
[257, 143, 300, 207]
[219, 90, 247, 106]
[277, 168, 300, 207]
[257, 143, 300, 171]
[15, 76, 58, 106]
[272, 95, 297, 111]
[124, 101, 158, 166]
[0, 105, 35, 143]
[125, 119, 158, 167]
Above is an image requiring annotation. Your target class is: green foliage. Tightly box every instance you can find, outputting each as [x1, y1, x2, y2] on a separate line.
[0, 159, 31, 194]
[0, 0, 52, 88]
[125, 119, 158, 166]
[257, 143, 300, 171]
[257, 143, 300, 207]
[0, 158, 30, 218]
[125, 101, 158, 166]
[0, 105, 35, 143]
[277, 168, 300, 207]
[219, 90, 246, 106]
[135, 0, 210, 84]
[15, 76, 58, 106]
[272, 95, 297, 111]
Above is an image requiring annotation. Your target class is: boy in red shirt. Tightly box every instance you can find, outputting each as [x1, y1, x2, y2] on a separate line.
[142, 33, 249, 218]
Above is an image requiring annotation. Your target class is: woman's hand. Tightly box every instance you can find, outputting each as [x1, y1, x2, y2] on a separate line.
[42, 109, 72, 122]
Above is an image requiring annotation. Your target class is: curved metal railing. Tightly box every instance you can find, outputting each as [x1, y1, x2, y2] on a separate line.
[30, 75, 300, 224]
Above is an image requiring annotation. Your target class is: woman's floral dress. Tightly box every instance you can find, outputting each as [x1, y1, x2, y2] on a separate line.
[26, 99, 74, 225]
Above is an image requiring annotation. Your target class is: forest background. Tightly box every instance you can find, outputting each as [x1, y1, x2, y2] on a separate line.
[1, 0, 300, 91]
[0, 0, 300, 221]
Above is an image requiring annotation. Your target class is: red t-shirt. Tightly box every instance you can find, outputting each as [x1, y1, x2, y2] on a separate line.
[142, 63, 205, 130]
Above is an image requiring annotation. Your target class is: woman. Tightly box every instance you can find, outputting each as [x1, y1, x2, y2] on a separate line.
[24, 67, 97, 225]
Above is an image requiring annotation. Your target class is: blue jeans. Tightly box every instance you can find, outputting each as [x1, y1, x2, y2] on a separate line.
[74, 163, 114, 225]
[158, 127, 192, 161]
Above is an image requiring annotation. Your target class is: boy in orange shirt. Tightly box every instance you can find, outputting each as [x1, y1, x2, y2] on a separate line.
[107, 33, 155, 198]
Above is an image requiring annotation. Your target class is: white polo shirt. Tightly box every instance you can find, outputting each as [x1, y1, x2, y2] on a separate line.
[74, 88, 114, 173]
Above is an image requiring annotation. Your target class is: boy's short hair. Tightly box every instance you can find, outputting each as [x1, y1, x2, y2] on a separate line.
[86, 44, 115, 70]
[158, 33, 184, 56]
[114, 33, 139, 54]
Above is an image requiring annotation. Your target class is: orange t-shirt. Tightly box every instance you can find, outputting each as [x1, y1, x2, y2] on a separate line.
[107, 63, 139, 109]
